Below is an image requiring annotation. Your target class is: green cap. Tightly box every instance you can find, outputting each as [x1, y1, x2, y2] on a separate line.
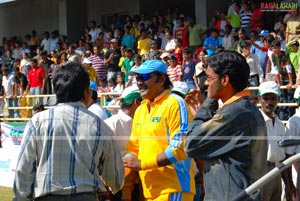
[123, 92, 142, 104]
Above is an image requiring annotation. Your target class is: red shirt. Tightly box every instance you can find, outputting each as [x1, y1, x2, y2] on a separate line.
[175, 27, 189, 48]
[250, 8, 263, 31]
[28, 66, 45, 88]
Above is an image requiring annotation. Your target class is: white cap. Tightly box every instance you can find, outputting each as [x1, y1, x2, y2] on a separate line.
[160, 52, 169, 59]
[83, 58, 92, 64]
[258, 81, 280, 96]
[121, 85, 140, 98]
[172, 81, 189, 96]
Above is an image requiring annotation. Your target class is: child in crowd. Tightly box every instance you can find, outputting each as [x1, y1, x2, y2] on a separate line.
[194, 49, 208, 92]
[167, 56, 182, 83]
[126, 54, 142, 87]
[182, 47, 196, 90]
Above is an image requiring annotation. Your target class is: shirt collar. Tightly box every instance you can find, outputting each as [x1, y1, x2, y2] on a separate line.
[220, 89, 250, 108]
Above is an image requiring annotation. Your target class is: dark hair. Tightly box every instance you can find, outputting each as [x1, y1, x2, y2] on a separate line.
[271, 39, 281, 47]
[240, 41, 250, 49]
[153, 71, 173, 89]
[91, 90, 98, 101]
[207, 50, 249, 92]
[182, 47, 192, 54]
[33, 103, 45, 111]
[263, 34, 275, 44]
[53, 63, 90, 103]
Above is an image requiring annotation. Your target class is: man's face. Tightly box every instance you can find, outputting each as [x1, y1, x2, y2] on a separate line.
[31, 61, 37, 68]
[259, 93, 279, 116]
[205, 66, 222, 100]
[93, 47, 100, 55]
[136, 72, 164, 101]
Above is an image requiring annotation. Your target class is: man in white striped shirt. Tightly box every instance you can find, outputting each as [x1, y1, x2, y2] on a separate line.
[13, 63, 124, 201]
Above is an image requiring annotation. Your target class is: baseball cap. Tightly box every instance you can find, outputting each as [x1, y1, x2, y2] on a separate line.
[110, 38, 118, 43]
[123, 92, 142, 104]
[172, 81, 190, 97]
[258, 29, 269, 37]
[294, 87, 300, 105]
[160, 52, 169, 59]
[83, 58, 92, 64]
[130, 59, 167, 74]
[258, 81, 280, 96]
[90, 81, 98, 92]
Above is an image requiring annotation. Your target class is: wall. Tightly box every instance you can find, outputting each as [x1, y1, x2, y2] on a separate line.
[0, 0, 60, 42]
[88, 0, 140, 26]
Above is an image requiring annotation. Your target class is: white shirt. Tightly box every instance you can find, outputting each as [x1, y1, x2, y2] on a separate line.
[88, 102, 108, 120]
[41, 38, 51, 54]
[222, 34, 232, 50]
[2, 74, 14, 96]
[164, 39, 176, 57]
[286, 108, 300, 154]
[260, 109, 287, 163]
[89, 28, 101, 42]
[245, 53, 263, 80]
[104, 109, 132, 155]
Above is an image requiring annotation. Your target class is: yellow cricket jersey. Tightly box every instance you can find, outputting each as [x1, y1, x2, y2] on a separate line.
[126, 89, 195, 198]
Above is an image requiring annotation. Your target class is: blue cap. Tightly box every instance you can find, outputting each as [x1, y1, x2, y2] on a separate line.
[90, 81, 98, 92]
[130, 60, 167, 74]
[258, 29, 269, 37]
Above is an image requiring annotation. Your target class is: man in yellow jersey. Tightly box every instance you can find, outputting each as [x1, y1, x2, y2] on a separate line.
[185, 51, 267, 201]
[123, 59, 195, 200]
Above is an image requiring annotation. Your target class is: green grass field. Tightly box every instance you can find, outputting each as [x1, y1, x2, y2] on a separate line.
[0, 186, 14, 201]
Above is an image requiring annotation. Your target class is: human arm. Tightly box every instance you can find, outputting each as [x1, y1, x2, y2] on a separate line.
[185, 97, 253, 159]
[99, 120, 124, 194]
[104, 51, 114, 65]
[281, 153, 297, 201]
[13, 120, 37, 201]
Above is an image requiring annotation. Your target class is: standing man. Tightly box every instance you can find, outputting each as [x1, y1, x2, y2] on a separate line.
[2, 66, 17, 118]
[104, 39, 121, 81]
[285, 9, 300, 44]
[13, 63, 124, 201]
[89, 45, 107, 80]
[257, 81, 296, 201]
[123, 60, 195, 200]
[286, 87, 300, 199]
[26, 59, 46, 104]
[39, 51, 54, 95]
[185, 51, 267, 200]
[105, 86, 142, 201]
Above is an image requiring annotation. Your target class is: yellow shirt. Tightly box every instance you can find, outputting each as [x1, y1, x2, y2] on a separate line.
[126, 90, 195, 198]
[85, 66, 97, 82]
[137, 38, 151, 56]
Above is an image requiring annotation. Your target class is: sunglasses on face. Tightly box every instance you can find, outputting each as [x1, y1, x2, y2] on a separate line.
[136, 73, 153, 82]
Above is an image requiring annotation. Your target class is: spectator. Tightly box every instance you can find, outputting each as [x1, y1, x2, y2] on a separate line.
[187, 17, 206, 54]
[83, 58, 99, 84]
[89, 45, 107, 80]
[203, 28, 222, 56]
[13, 62, 124, 200]
[105, 86, 142, 201]
[26, 59, 46, 104]
[285, 87, 300, 200]
[182, 47, 196, 90]
[143, 40, 160, 61]
[123, 59, 195, 200]
[167, 56, 182, 83]
[258, 81, 296, 201]
[104, 39, 121, 81]
[137, 29, 151, 56]
[185, 50, 267, 200]
[175, 17, 189, 48]
[87, 88, 108, 120]
[215, 10, 230, 36]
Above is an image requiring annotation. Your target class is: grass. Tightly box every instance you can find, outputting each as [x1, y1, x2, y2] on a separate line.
[0, 186, 14, 201]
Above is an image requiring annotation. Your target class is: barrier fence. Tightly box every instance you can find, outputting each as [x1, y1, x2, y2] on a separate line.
[0, 86, 298, 122]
